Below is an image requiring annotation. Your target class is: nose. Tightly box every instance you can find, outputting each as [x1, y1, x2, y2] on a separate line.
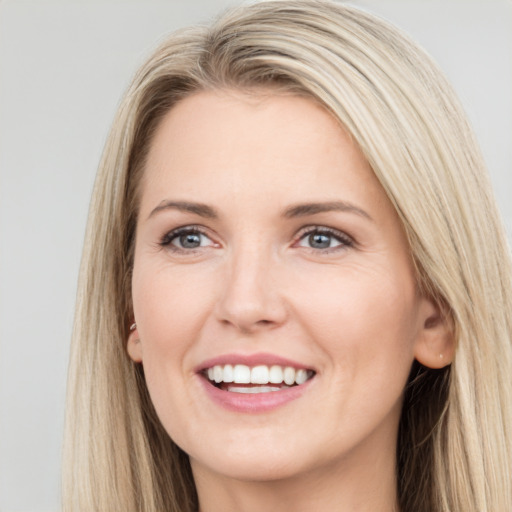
[215, 245, 288, 334]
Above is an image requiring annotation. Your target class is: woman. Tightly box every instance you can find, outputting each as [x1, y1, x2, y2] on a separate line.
[62, 1, 512, 511]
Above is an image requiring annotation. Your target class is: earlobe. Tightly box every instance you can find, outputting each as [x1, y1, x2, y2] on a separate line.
[127, 323, 143, 363]
[413, 299, 455, 369]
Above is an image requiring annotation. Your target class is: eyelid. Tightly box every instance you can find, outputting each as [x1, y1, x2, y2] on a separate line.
[159, 224, 219, 251]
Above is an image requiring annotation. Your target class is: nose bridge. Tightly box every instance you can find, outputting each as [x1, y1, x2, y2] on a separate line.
[216, 237, 286, 332]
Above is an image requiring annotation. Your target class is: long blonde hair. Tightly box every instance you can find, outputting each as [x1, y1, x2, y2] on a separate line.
[62, 1, 512, 510]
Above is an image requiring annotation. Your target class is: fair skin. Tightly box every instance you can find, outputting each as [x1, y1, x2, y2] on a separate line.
[127, 89, 453, 512]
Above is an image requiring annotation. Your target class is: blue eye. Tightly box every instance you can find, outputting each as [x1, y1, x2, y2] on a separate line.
[160, 227, 214, 251]
[297, 228, 353, 251]
[174, 232, 204, 249]
[307, 232, 336, 249]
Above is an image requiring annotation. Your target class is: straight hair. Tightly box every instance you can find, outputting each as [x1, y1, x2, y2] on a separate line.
[63, 2, 512, 510]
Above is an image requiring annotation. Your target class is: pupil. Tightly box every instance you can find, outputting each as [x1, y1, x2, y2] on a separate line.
[180, 233, 201, 248]
[309, 233, 330, 248]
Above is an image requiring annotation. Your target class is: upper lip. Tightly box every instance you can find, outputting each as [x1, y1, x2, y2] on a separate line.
[195, 352, 314, 373]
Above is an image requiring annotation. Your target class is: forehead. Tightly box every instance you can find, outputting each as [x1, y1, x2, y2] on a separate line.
[140, 89, 390, 219]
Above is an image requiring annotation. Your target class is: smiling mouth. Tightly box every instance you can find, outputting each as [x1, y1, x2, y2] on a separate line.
[203, 364, 315, 393]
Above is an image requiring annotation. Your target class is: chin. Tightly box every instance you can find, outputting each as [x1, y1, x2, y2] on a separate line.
[190, 449, 310, 483]
[181, 420, 330, 484]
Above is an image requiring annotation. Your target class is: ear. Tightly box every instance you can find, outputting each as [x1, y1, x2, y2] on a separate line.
[413, 297, 455, 369]
[127, 324, 143, 363]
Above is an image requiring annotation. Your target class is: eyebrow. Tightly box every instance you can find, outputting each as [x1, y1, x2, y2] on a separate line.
[283, 201, 373, 221]
[147, 199, 372, 222]
[148, 200, 218, 220]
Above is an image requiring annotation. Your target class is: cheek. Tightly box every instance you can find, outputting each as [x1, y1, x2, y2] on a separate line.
[291, 262, 419, 380]
[130, 262, 221, 440]
[131, 261, 219, 376]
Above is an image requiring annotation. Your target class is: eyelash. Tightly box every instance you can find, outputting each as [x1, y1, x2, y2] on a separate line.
[159, 225, 354, 254]
[159, 225, 211, 253]
[294, 226, 354, 253]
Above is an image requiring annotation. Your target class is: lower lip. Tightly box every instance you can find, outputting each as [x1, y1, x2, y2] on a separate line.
[198, 376, 313, 413]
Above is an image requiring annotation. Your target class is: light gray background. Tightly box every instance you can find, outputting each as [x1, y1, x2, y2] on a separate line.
[0, 1, 510, 511]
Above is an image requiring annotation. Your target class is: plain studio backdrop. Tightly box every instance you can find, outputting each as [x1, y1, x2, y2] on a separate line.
[0, 1, 510, 511]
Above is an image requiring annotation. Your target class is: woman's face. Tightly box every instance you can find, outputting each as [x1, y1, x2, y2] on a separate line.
[129, 89, 447, 484]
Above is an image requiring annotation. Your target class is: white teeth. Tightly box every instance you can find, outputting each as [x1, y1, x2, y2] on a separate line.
[251, 365, 269, 384]
[213, 365, 223, 383]
[205, 363, 313, 388]
[233, 364, 251, 383]
[295, 369, 308, 385]
[223, 364, 234, 383]
[283, 366, 296, 386]
[269, 365, 284, 384]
